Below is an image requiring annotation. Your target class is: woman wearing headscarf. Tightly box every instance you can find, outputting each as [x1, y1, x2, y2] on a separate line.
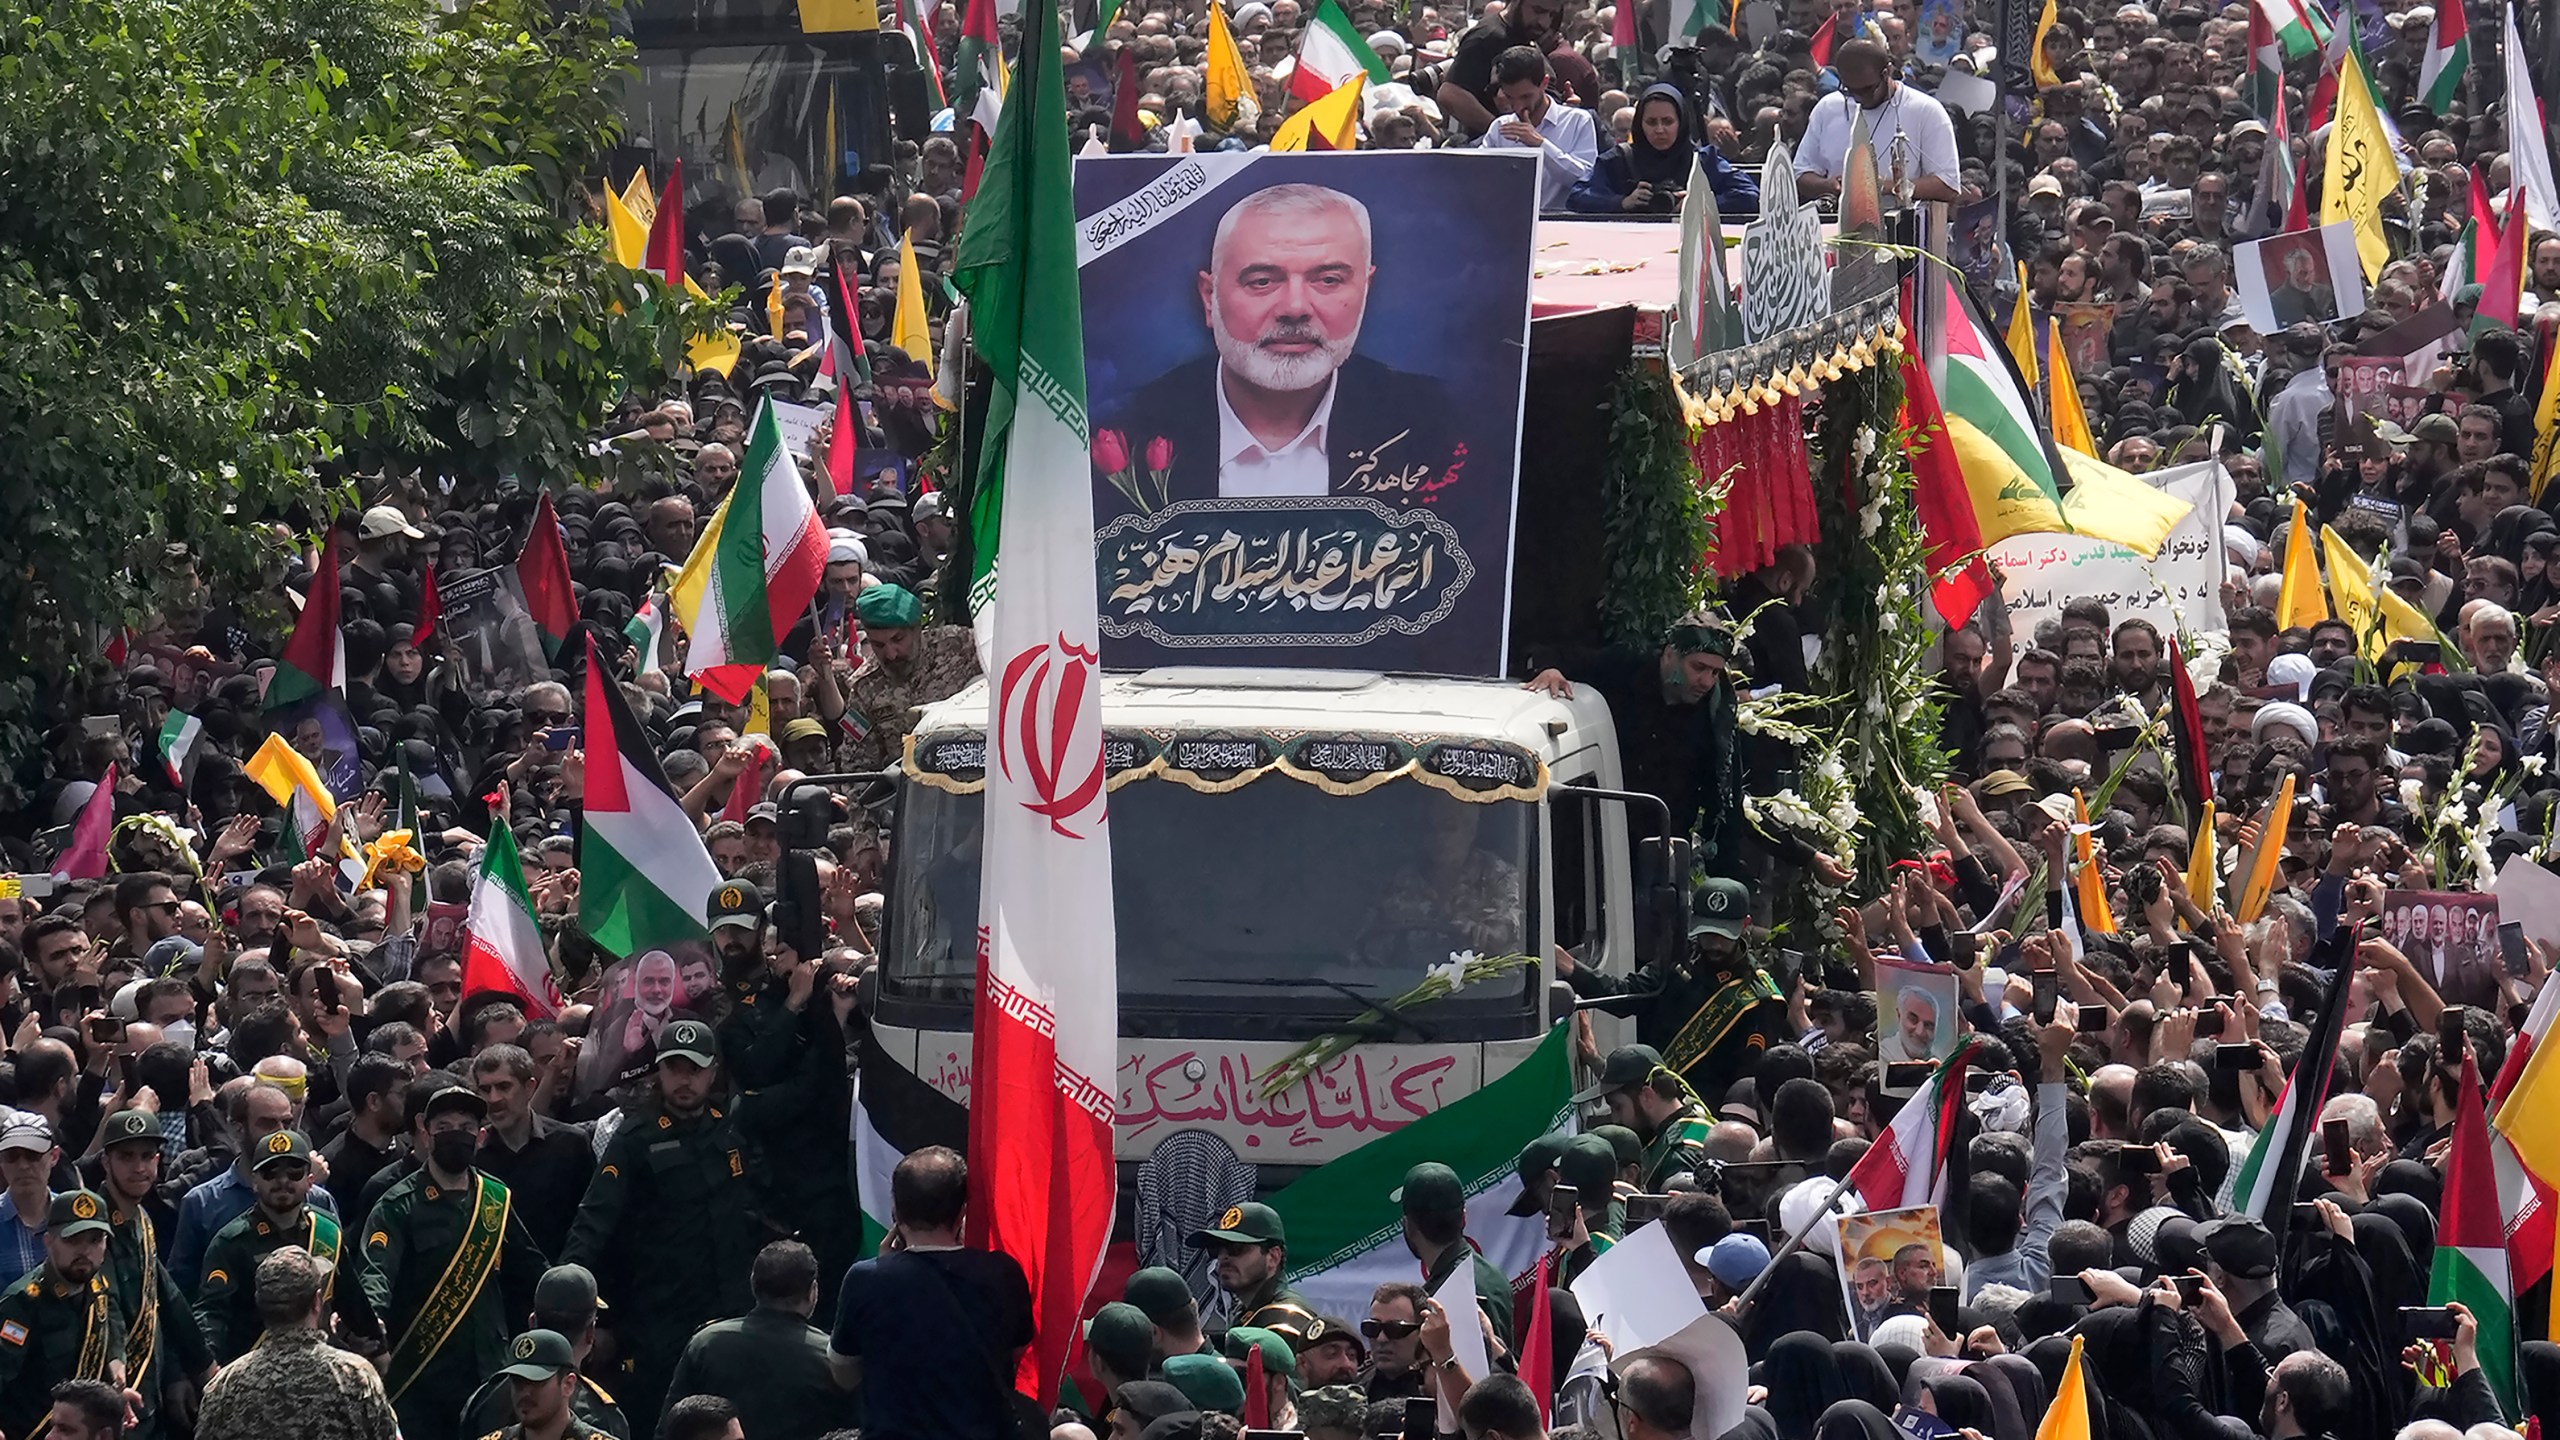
[1565, 85, 1761, 217]
[2164, 335, 2259, 447]
[1981, 1353, 2050, 1436]
[1740, 1250, 1847, 1362]
[2073, 1298, 2255, 1440]
[2520, 1341, 2560, 1440]
[1811, 1399, 1903, 1440]
[1831, 1342, 1898, 1412]
[1763, 1332, 1851, 1440]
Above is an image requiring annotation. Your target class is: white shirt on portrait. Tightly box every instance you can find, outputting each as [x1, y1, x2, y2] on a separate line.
[1217, 363, 1338, 498]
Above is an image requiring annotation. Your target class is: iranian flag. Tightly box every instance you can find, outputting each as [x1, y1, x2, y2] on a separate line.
[1268, 1024, 1573, 1321]
[2417, 0, 2468, 115]
[459, 822, 560, 1019]
[515, 492, 577, 662]
[158, 711, 204, 792]
[2492, 974, 2560, 1332]
[1286, 0, 1390, 106]
[1847, 1045, 1974, 1209]
[669, 399, 827, 705]
[577, 636, 722, 957]
[2432, 1051, 2517, 1415]
[952, 0, 1006, 199]
[952, 0, 1119, 1403]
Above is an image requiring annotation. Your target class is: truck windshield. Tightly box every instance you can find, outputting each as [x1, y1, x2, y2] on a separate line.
[886, 777, 1538, 1033]
[622, 0, 859, 219]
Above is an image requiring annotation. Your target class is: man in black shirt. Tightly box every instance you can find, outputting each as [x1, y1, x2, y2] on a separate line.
[1438, 0, 1573, 136]
[470, 1045, 595, 1259]
[317, 1053, 409, 1236]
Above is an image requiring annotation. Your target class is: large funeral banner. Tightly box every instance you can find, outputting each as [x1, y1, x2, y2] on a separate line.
[1989, 459, 2234, 649]
[1073, 151, 1537, 675]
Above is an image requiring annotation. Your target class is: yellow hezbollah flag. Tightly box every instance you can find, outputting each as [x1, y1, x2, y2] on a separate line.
[1272, 73, 1364, 152]
[2030, 0, 2063, 87]
[244, 732, 336, 827]
[743, 676, 772, 737]
[621, 168, 657, 227]
[2048, 317, 2097, 456]
[2006, 266, 2040, 394]
[2277, 496, 2328, 629]
[893, 232, 934, 379]
[2185, 800, 2218, 913]
[2532, 355, 2560, 502]
[683, 273, 743, 377]
[2234, 771, 2297, 923]
[1205, 0, 1255, 132]
[2073, 789, 2115, 934]
[2056, 450, 2194, 555]
[767, 278, 788, 339]
[2321, 524, 2382, 656]
[607, 179, 651, 269]
[2321, 55, 2392, 280]
[2036, 1338, 2092, 1440]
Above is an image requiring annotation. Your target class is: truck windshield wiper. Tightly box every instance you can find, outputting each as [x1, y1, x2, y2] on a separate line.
[1221, 977, 1439, 1042]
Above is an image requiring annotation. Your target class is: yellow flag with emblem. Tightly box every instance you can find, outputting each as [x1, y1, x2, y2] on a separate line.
[2320, 53, 2393, 280]
[2185, 800, 2218, 912]
[2006, 264, 2040, 394]
[2048, 317, 2097, 456]
[2277, 496, 2328, 629]
[893, 232, 934, 379]
[1204, 0, 1256, 132]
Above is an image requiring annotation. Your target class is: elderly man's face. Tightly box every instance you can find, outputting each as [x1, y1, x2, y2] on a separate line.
[1898, 990, 1937, 1053]
[646, 498, 696, 556]
[637, 953, 680, 1013]
[2475, 615, 2519, 670]
[1199, 198, 1372, 395]
[696, 448, 739, 491]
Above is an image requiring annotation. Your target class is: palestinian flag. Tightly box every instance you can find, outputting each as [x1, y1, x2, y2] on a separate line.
[1937, 276, 2070, 548]
[669, 399, 827, 705]
[2417, 0, 2469, 115]
[1896, 329, 1992, 628]
[2255, 0, 2327, 59]
[459, 821, 560, 1019]
[515, 492, 577, 662]
[952, 0, 1005, 198]
[2433, 1051, 2517, 1413]
[2246, 0, 2286, 120]
[1265, 1024, 1575, 1321]
[855, 1021, 971, 1254]
[623, 586, 667, 674]
[267, 528, 347, 713]
[1809, 13, 1837, 66]
[1847, 1043, 1974, 1209]
[158, 711, 205, 792]
[2222, 944, 2350, 1259]
[1286, 0, 1390, 106]
[577, 636, 722, 957]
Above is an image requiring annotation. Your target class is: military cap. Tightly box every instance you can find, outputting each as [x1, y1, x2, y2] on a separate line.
[1689, 876, 1751, 939]
[656, 1018, 720, 1067]
[1160, 1352, 1246, 1416]
[1188, 1201, 1285, 1248]
[1554, 1134, 1620, 1195]
[707, 879, 767, 931]
[1572, 1044, 1668, 1103]
[250, 1129, 313, 1172]
[49, 1190, 113, 1239]
[1391, 1162, 1465, 1215]
[1505, 1134, 1571, 1215]
[1084, 1302, 1156, 1380]
[856, 583, 922, 628]
[1123, 1266, 1198, 1325]
[98, 1110, 161, 1150]
[1590, 1124, 1645, 1169]
[494, 1328, 578, 1382]
[1224, 1325, 1296, 1376]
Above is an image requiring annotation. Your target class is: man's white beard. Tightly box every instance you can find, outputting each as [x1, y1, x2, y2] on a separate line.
[1209, 294, 1359, 394]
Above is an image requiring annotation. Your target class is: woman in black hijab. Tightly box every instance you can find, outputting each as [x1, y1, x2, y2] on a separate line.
[2520, 1341, 2560, 1439]
[1568, 86, 1701, 215]
[2164, 336, 2258, 446]
[1831, 1342, 1898, 1412]
[1812, 1400, 1903, 1440]
[1745, 1253, 1848, 1360]
[1764, 1332, 1851, 1440]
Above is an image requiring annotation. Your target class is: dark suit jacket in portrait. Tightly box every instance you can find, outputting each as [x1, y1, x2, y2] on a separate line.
[1097, 352, 1464, 515]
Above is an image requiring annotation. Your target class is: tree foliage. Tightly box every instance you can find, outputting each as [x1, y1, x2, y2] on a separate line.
[0, 0, 711, 734]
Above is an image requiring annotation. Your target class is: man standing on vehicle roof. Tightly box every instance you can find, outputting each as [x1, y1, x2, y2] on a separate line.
[1574, 1045, 1713, 1192]
[1187, 1202, 1309, 1332]
[1557, 878, 1786, 1090]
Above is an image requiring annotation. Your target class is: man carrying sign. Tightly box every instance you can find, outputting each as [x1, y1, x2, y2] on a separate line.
[356, 1083, 546, 1440]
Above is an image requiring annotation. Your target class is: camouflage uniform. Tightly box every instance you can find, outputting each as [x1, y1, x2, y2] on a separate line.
[1366, 850, 1525, 958]
[195, 1327, 402, 1440]
[832, 625, 981, 772]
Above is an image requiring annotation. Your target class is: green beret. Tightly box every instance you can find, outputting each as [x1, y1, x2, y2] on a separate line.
[1161, 1352, 1246, 1416]
[1222, 1325, 1296, 1377]
[855, 583, 921, 629]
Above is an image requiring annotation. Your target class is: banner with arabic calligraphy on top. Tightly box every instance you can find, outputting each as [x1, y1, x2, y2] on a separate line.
[1987, 459, 2235, 667]
[1075, 151, 1537, 675]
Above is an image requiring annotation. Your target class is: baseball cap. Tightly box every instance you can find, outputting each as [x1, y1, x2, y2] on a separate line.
[49, 1190, 113, 1240]
[1085, 1302, 1156, 1379]
[1123, 1266, 1199, 1325]
[1703, 1232, 1773, 1289]
[405, 1077, 486, 1130]
[358, 506, 426, 541]
[2195, 1214, 2279, 1279]
[99, 1110, 161, 1151]
[782, 246, 820, 276]
[2027, 174, 2065, 198]
[1572, 1043, 1666, 1104]
[1161, 1352, 1246, 1416]
[707, 879, 767, 931]
[0, 1112, 54, 1155]
[1591, 1124, 1644, 1169]
[1391, 1161, 1466, 1214]
[2231, 118, 2269, 139]
[1554, 1134, 1620, 1195]
[657, 1018, 720, 1068]
[1505, 1133, 1571, 1215]
[1188, 1201, 1285, 1247]
[2411, 412, 2459, 445]
[494, 1328, 579, 1382]
[250, 1130, 313, 1172]
[534, 1264, 601, 1325]
[1972, 769, 2033, 798]
[744, 801, 781, 827]
[782, 717, 830, 744]
[1689, 876, 1751, 940]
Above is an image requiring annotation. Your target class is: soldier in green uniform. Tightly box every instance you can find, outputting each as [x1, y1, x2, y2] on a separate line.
[357, 1085, 549, 1440]
[809, 583, 982, 773]
[1575, 1045, 1713, 1191]
[1547, 1135, 1624, 1285]
[92, 1109, 213, 1440]
[704, 882, 795, 1089]
[563, 1019, 764, 1427]
[472, 1329, 617, 1440]
[1392, 1164, 1512, 1351]
[457, 1265, 628, 1440]
[661, 1239, 853, 1440]
[1186, 1202, 1310, 1334]
[1558, 878, 1788, 1096]
[0, 1191, 130, 1440]
[195, 1129, 344, 1363]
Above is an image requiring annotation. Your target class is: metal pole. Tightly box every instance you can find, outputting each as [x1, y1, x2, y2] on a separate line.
[1727, 1168, 1859, 1320]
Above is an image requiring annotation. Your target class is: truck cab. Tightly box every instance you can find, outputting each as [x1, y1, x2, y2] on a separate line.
[870, 666, 1677, 1184]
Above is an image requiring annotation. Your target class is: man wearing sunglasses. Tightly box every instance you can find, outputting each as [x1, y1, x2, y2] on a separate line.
[112, 872, 185, 964]
[1186, 1202, 1309, 1331]
[1358, 1282, 1430, 1400]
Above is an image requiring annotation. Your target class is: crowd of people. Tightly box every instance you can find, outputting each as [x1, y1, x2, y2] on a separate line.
[4, 0, 2560, 1435]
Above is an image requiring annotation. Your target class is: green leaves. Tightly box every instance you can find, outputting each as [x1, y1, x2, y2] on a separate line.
[1598, 360, 1714, 651]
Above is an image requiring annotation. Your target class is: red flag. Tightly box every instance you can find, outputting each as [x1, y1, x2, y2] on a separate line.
[1109, 48, 1147, 151]
[826, 348, 860, 496]
[514, 492, 578, 660]
[1896, 337, 1994, 628]
[52, 765, 116, 881]
[1520, 1254, 1555, 1424]
[645, 159, 687, 289]
[1810, 13, 1837, 66]
[2482, 181, 2529, 331]
[416, 559, 442, 643]
[267, 527, 346, 711]
[832, 258, 872, 380]
[1242, 1340, 1271, 1429]
[104, 629, 129, 670]
[2168, 637, 2212, 819]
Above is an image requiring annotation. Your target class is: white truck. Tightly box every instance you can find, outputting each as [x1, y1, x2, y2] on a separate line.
[868, 665, 1682, 1180]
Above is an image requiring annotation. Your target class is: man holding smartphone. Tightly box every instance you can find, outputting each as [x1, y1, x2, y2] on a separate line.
[2195, 1215, 2313, 1360]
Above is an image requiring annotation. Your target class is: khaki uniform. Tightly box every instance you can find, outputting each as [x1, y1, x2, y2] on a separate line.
[832, 626, 981, 772]
[195, 1327, 401, 1440]
[0, 1265, 128, 1440]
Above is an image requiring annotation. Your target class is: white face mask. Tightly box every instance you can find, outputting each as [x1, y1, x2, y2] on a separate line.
[163, 1020, 196, 1054]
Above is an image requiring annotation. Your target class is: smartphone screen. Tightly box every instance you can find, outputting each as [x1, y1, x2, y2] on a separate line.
[2077, 1007, 2113, 1033]
[2214, 1043, 2262, 1071]
[2033, 968, 2057, 1025]
[2323, 1118, 2354, 1176]
[2441, 1006, 2468, 1060]
[2195, 1009, 2225, 1038]
[2502, 922, 2531, 980]
[1928, 1285, 1961, 1337]
[1546, 1183, 1580, 1241]
[1404, 1398, 1436, 1440]
[2400, 1306, 2460, 1340]
[2050, 1275, 2094, 1306]
[2170, 944, 2194, 988]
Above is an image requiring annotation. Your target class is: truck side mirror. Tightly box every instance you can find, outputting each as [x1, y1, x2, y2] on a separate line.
[1632, 835, 1689, 969]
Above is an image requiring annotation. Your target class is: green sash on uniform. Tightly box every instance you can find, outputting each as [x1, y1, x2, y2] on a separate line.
[1662, 966, 1780, 1079]
[382, 1174, 509, 1401]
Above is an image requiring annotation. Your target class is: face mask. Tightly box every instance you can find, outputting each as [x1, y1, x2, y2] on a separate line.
[162, 1020, 195, 1054]
[428, 1129, 479, 1175]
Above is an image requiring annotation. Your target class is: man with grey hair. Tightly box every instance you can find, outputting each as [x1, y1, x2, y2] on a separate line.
[196, 1249, 401, 1440]
[1100, 182, 1454, 510]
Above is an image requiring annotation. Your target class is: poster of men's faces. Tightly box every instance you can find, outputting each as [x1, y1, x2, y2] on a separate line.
[575, 942, 720, 1097]
[1837, 1205, 1947, 1343]
[1874, 954, 1960, 1092]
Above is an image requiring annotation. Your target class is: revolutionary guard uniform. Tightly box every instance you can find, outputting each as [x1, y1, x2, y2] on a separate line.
[357, 1087, 549, 1440]
[456, 1267, 628, 1440]
[0, 1191, 130, 1440]
[1395, 1164, 1514, 1349]
[830, 583, 981, 773]
[96, 1110, 212, 1440]
[1186, 1202, 1311, 1334]
[473, 1329, 618, 1440]
[195, 1130, 345, 1363]
[1571, 1045, 1713, 1191]
[1563, 878, 1786, 1095]
[563, 1020, 764, 1425]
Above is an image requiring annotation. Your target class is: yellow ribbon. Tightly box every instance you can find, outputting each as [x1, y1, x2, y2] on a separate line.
[362, 829, 423, 890]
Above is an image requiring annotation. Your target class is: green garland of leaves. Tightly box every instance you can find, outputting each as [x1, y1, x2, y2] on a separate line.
[1598, 360, 1715, 649]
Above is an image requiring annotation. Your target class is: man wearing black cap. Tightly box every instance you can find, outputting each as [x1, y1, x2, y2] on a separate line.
[195, 1130, 341, 1363]
[564, 1019, 762, 1426]
[703, 881, 792, 1084]
[357, 1084, 548, 1440]
[0, 1190, 129, 1440]
[1560, 879, 1787, 1093]
[483, 1328, 620, 1440]
[1395, 1163, 1512, 1350]
[1187, 1202, 1310, 1330]
[2196, 1214, 2313, 1360]
[92, 1107, 213, 1440]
